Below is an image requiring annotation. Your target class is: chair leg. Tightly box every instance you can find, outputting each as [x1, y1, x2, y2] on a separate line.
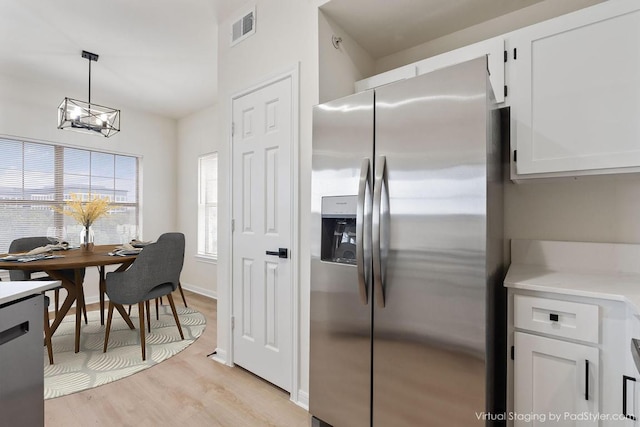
[128, 305, 132, 316]
[44, 307, 53, 365]
[178, 282, 188, 307]
[145, 300, 151, 334]
[103, 302, 115, 353]
[54, 288, 59, 316]
[166, 293, 184, 340]
[155, 298, 159, 320]
[138, 302, 146, 361]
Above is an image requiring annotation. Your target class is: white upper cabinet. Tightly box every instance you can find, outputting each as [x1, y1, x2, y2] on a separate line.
[355, 36, 505, 103]
[509, 0, 640, 178]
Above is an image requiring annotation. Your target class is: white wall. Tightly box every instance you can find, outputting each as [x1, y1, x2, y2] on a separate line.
[0, 72, 178, 306]
[176, 105, 219, 298]
[318, 10, 374, 103]
[505, 175, 640, 244]
[215, 0, 321, 407]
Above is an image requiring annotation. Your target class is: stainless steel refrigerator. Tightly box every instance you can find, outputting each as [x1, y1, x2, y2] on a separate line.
[310, 57, 506, 427]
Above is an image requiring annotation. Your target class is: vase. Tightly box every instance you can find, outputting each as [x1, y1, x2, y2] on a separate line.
[80, 225, 95, 252]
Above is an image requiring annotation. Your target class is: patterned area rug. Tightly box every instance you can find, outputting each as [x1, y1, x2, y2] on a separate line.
[44, 304, 206, 399]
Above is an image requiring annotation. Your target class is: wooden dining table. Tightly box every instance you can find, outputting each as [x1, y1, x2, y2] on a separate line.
[0, 244, 139, 353]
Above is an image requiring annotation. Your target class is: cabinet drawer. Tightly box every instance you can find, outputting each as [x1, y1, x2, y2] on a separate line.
[514, 294, 599, 343]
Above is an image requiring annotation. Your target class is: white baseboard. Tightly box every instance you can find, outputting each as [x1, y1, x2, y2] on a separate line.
[211, 348, 229, 365]
[294, 390, 309, 410]
[181, 282, 217, 300]
[45, 282, 216, 313]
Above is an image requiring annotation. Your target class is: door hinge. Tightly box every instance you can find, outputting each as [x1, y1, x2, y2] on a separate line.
[231, 316, 235, 330]
[513, 48, 517, 60]
[513, 150, 518, 162]
[231, 122, 235, 137]
[231, 219, 235, 232]
[504, 50, 507, 63]
[511, 345, 515, 360]
[504, 85, 508, 97]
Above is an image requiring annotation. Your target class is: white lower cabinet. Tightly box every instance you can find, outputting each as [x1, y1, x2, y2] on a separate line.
[514, 332, 599, 426]
[625, 312, 640, 424]
[509, 290, 635, 426]
[506, 241, 640, 426]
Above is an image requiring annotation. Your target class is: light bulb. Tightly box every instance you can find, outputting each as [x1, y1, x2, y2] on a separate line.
[70, 107, 81, 120]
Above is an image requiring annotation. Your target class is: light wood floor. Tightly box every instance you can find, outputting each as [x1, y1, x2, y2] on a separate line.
[45, 290, 310, 427]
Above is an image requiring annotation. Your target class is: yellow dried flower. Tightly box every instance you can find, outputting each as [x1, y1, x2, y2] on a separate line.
[55, 193, 111, 227]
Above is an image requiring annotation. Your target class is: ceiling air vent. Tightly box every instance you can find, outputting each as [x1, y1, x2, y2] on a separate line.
[231, 7, 256, 46]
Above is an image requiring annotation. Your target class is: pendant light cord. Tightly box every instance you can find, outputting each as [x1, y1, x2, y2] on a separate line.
[88, 57, 92, 106]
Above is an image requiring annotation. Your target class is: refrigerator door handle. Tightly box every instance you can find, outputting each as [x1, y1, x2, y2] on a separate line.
[372, 155, 389, 308]
[356, 158, 372, 305]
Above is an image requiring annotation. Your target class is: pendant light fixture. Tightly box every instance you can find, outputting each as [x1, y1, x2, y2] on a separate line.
[57, 50, 120, 138]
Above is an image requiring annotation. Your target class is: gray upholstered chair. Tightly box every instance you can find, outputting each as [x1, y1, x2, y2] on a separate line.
[156, 231, 188, 312]
[129, 233, 189, 321]
[8, 237, 87, 323]
[103, 232, 185, 361]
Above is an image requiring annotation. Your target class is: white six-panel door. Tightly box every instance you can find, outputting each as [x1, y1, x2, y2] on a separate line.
[231, 76, 293, 392]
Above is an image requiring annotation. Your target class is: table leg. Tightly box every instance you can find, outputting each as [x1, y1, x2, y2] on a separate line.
[36, 256, 137, 355]
[47, 281, 76, 335]
[115, 259, 134, 272]
[99, 266, 106, 325]
[77, 278, 88, 325]
[45, 269, 86, 353]
[74, 269, 83, 353]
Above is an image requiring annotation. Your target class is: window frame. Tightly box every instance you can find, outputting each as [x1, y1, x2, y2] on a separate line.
[197, 152, 218, 262]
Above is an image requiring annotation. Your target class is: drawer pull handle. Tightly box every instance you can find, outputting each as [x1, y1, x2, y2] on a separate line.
[0, 321, 29, 346]
[623, 375, 636, 420]
[549, 313, 559, 322]
[585, 360, 589, 400]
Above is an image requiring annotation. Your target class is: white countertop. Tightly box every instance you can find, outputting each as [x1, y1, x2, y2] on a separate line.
[505, 263, 640, 309]
[505, 240, 640, 314]
[0, 280, 60, 305]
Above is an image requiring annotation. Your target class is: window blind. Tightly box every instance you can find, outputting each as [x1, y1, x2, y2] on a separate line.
[0, 138, 140, 253]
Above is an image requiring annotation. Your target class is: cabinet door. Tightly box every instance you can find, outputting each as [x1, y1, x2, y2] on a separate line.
[514, 332, 599, 426]
[626, 313, 640, 424]
[509, 0, 640, 176]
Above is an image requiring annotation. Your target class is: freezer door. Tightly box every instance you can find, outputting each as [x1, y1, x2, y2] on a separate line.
[372, 57, 494, 426]
[310, 91, 374, 427]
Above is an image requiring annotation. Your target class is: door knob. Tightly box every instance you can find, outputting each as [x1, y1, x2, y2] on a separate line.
[266, 248, 288, 259]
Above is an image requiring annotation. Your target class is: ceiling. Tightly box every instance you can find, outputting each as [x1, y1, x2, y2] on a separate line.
[0, 0, 219, 119]
[321, 0, 545, 59]
[0, 0, 546, 120]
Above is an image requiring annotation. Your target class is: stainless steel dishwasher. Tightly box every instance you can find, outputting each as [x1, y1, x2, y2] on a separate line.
[0, 294, 44, 426]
